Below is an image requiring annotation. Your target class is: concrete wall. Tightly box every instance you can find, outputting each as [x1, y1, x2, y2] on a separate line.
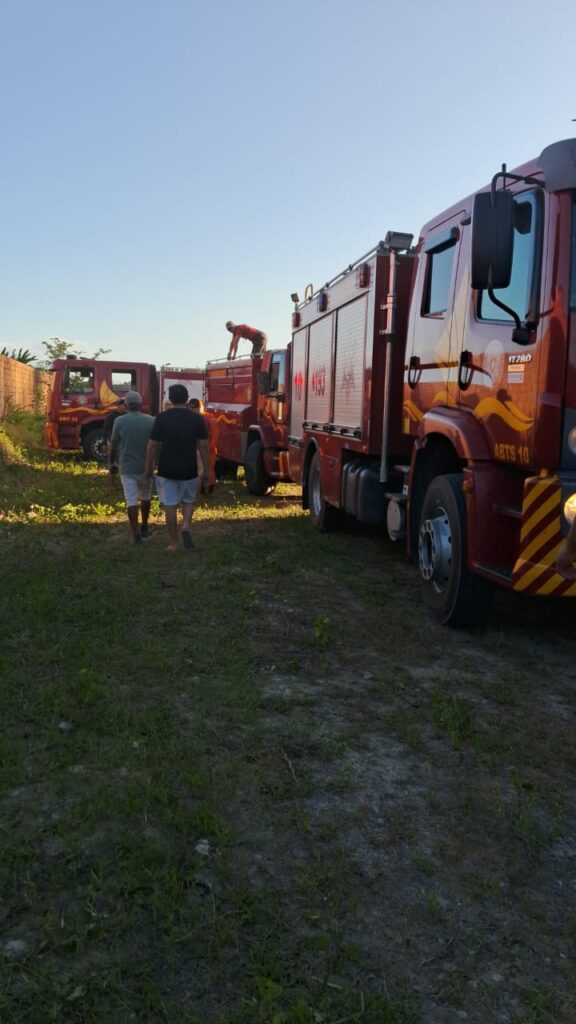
[0, 356, 53, 417]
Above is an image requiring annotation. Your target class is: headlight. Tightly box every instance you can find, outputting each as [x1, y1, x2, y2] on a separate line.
[563, 493, 576, 523]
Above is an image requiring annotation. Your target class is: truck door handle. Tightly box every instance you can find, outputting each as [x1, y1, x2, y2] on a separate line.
[407, 355, 421, 389]
[458, 350, 474, 391]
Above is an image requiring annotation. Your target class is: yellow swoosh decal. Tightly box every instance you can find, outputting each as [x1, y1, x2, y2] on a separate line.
[402, 400, 423, 422]
[473, 398, 533, 432]
[431, 389, 458, 407]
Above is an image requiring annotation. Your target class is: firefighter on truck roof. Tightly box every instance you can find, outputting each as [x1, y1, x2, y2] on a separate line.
[226, 321, 267, 360]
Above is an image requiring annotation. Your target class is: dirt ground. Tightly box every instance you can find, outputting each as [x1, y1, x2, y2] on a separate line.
[226, 519, 576, 1023]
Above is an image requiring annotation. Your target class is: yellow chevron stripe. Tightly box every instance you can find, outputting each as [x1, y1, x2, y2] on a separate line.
[520, 490, 560, 542]
[513, 561, 548, 591]
[522, 479, 556, 516]
[514, 539, 557, 591]
[521, 519, 560, 566]
[536, 573, 576, 597]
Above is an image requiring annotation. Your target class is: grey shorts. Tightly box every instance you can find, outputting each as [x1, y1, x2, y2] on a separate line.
[156, 475, 199, 507]
[120, 474, 153, 506]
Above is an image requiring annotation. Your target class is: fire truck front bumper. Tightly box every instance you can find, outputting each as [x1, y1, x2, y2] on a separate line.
[512, 472, 576, 597]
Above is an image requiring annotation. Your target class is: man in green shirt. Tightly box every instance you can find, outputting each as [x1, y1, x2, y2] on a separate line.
[109, 391, 155, 545]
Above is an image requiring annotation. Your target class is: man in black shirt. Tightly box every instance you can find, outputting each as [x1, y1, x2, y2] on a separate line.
[145, 383, 209, 552]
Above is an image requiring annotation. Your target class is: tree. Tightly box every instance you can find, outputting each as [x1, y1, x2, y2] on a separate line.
[0, 346, 37, 364]
[41, 338, 111, 363]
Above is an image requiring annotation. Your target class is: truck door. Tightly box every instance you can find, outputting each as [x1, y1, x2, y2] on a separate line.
[457, 189, 542, 467]
[265, 350, 287, 425]
[404, 210, 466, 433]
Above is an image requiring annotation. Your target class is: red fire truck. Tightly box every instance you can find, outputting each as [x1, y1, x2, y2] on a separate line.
[289, 138, 576, 625]
[44, 359, 205, 461]
[204, 349, 292, 494]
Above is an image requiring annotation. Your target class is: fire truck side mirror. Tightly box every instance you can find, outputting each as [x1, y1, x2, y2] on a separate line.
[471, 190, 514, 291]
[257, 371, 270, 397]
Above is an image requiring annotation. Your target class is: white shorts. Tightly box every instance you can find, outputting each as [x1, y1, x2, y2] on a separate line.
[156, 475, 199, 507]
[120, 474, 153, 506]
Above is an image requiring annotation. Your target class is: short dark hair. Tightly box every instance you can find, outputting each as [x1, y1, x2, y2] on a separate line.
[168, 383, 189, 405]
[188, 398, 201, 410]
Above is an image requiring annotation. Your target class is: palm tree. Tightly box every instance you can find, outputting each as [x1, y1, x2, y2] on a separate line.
[0, 347, 37, 364]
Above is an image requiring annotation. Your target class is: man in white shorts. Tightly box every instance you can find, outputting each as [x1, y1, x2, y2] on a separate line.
[145, 383, 209, 553]
[108, 391, 154, 545]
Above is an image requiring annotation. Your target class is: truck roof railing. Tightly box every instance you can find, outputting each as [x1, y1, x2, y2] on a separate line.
[206, 350, 284, 366]
[160, 364, 204, 372]
[295, 233, 415, 309]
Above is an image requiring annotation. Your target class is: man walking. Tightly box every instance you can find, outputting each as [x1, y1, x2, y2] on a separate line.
[145, 383, 209, 552]
[108, 391, 154, 545]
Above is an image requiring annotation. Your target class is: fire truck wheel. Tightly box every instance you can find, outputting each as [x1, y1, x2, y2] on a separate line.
[244, 440, 273, 496]
[418, 473, 493, 627]
[308, 451, 342, 531]
[82, 428, 108, 463]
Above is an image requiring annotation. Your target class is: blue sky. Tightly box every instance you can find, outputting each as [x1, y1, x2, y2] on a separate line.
[1, 0, 574, 368]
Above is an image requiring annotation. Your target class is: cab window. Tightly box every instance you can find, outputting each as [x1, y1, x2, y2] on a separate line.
[478, 192, 540, 322]
[269, 354, 285, 393]
[111, 370, 136, 391]
[64, 367, 94, 393]
[422, 236, 457, 316]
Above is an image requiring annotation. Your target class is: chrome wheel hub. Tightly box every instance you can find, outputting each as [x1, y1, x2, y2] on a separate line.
[419, 507, 452, 590]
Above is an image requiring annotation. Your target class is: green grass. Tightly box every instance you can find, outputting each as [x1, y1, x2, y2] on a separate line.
[0, 416, 575, 1023]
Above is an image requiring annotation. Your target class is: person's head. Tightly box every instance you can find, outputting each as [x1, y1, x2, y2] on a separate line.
[124, 391, 143, 411]
[162, 399, 172, 410]
[188, 397, 205, 414]
[167, 383, 189, 406]
[226, 320, 236, 333]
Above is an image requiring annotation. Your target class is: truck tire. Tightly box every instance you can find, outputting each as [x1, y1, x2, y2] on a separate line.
[308, 451, 342, 531]
[418, 473, 493, 627]
[82, 427, 108, 463]
[244, 440, 273, 496]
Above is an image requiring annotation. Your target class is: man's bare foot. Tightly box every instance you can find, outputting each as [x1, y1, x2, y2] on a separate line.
[166, 543, 179, 553]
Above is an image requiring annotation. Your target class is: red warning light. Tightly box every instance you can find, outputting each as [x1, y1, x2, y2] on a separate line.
[356, 263, 370, 288]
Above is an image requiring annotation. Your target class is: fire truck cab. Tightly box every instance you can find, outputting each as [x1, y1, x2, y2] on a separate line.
[45, 359, 204, 461]
[205, 349, 292, 495]
[401, 137, 576, 623]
